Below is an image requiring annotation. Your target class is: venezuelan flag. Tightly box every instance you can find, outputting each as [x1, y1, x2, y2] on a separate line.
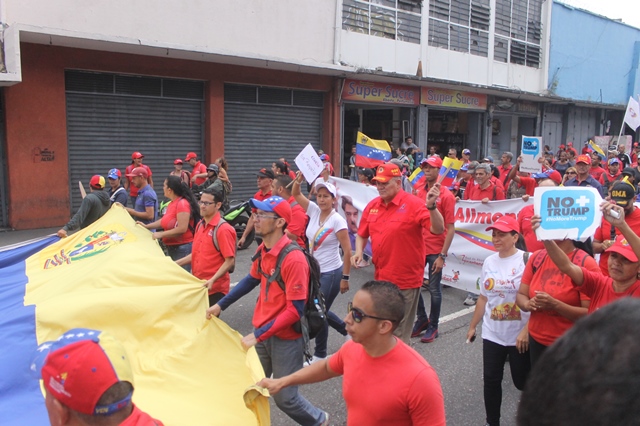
[355, 131, 391, 168]
[587, 140, 606, 160]
[0, 205, 269, 426]
[438, 157, 463, 188]
[409, 167, 426, 189]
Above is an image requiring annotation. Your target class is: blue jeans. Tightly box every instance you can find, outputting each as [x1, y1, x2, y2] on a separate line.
[255, 336, 325, 425]
[416, 254, 442, 327]
[314, 266, 347, 358]
[166, 242, 192, 273]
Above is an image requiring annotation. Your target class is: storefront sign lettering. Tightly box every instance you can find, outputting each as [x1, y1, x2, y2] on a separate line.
[342, 80, 419, 105]
[420, 87, 487, 110]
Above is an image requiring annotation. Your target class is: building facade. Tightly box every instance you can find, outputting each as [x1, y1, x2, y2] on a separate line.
[1, 0, 558, 229]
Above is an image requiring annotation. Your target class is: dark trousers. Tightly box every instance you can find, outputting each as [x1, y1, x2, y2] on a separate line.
[483, 338, 531, 426]
[528, 334, 548, 368]
[208, 292, 225, 307]
[415, 254, 443, 326]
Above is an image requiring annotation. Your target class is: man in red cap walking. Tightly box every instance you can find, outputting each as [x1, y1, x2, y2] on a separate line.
[124, 152, 153, 207]
[185, 152, 208, 186]
[351, 162, 445, 344]
[32, 328, 163, 425]
[57, 175, 111, 238]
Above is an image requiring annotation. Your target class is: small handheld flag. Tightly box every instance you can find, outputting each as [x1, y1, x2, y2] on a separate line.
[438, 158, 463, 188]
[355, 132, 392, 168]
[587, 140, 606, 160]
[409, 168, 426, 189]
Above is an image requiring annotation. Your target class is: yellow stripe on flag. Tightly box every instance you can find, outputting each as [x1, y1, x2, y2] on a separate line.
[356, 131, 391, 152]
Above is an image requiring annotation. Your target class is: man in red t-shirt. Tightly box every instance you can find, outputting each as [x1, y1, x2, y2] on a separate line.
[256, 281, 446, 426]
[594, 179, 640, 276]
[464, 163, 505, 202]
[351, 162, 444, 343]
[599, 158, 622, 192]
[412, 156, 457, 343]
[33, 328, 163, 425]
[271, 175, 307, 247]
[177, 187, 236, 306]
[124, 152, 153, 206]
[497, 151, 514, 188]
[589, 152, 606, 181]
[238, 167, 274, 249]
[185, 152, 208, 186]
[207, 196, 328, 425]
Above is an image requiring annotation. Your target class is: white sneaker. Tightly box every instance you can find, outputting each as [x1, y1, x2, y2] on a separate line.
[303, 355, 325, 367]
[463, 295, 477, 306]
[320, 411, 329, 426]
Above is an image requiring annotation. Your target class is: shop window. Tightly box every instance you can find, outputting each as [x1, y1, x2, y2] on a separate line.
[428, 0, 490, 57]
[224, 84, 324, 109]
[343, 0, 422, 44]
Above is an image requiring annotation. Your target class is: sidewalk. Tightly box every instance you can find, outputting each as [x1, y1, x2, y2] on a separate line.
[0, 227, 59, 248]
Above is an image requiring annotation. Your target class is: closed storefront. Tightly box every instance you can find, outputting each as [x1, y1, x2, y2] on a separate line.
[224, 84, 324, 200]
[65, 71, 204, 213]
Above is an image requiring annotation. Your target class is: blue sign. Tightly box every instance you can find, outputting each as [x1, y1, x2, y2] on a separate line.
[534, 187, 602, 241]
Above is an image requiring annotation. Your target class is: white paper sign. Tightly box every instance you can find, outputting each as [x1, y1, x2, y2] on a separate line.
[295, 144, 324, 184]
[533, 186, 603, 242]
[520, 136, 542, 174]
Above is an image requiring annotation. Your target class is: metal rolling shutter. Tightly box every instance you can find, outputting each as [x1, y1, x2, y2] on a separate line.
[224, 84, 324, 201]
[66, 71, 204, 213]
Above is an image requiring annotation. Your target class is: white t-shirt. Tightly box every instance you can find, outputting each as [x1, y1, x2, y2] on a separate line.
[480, 250, 531, 347]
[305, 201, 348, 273]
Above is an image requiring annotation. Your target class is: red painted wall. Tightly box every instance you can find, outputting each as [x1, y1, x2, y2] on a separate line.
[5, 43, 338, 229]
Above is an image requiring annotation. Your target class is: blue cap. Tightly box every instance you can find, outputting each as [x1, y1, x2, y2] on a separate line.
[250, 196, 291, 224]
[107, 168, 121, 180]
[460, 164, 469, 171]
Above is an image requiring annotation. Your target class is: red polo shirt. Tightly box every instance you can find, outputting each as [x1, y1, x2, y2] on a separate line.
[594, 208, 640, 276]
[498, 164, 513, 187]
[249, 235, 308, 339]
[191, 212, 237, 295]
[416, 185, 455, 255]
[125, 164, 152, 197]
[287, 196, 308, 247]
[251, 189, 272, 213]
[192, 161, 208, 186]
[464, 181, 505, 201]
[358, 190, 432, 289]
[517, 176, 536, 197]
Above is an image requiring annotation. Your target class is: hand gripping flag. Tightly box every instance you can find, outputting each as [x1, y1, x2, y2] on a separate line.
[355, 132, 391, 168]
[438, 157, 463, 188]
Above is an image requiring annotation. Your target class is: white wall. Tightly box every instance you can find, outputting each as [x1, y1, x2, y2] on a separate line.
[5, 0, 337, 65]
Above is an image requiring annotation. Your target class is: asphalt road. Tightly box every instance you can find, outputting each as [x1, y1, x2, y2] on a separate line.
[225, 241, 523, 426]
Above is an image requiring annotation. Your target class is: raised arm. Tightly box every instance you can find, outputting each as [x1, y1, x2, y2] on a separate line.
[291, 171, 310, 212]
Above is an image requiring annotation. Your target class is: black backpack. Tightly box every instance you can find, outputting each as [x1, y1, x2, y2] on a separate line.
[252, 242, 327, 361]
[196, 218, 237, 273]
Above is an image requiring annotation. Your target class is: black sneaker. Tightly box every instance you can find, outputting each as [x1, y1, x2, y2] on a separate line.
[411, 317, 430, 338]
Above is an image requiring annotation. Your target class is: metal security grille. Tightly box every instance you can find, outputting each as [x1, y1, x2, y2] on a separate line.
[224, 84, 323, 201]
[0, 92, 6, 228]
[65, 71, 204, 213]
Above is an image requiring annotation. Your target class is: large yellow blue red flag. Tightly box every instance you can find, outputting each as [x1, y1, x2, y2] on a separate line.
[0, 205, 269, 426]
[355, 131, 392, 168]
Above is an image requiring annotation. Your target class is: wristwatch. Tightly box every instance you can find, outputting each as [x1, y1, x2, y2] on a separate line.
[426, 204, 437, 210]
[438, 253, 447, 259]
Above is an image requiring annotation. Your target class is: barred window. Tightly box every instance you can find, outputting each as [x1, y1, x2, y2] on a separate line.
[428, 0, 490, 57]
[343, 0, 422, 44]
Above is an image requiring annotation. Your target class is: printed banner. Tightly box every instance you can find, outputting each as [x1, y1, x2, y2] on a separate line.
[437, 199, 533, 294]
[420, 87, 487, 110]
[342, 79, 419, 105]
[520, 136, 542, 174]
[0, 205, 269, 426]
[534, 186, 602, 242]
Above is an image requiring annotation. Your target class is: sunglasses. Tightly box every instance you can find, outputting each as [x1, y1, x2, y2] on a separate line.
[347, 302, 396, 323]
[566, 171, 577, 175]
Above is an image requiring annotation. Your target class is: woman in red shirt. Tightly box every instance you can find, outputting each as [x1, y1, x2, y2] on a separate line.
[140, 176, 200, 271]
[516, 234, 598, 367]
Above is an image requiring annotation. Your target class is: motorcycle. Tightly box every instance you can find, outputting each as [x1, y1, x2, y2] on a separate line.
[222, 200, 255, 250]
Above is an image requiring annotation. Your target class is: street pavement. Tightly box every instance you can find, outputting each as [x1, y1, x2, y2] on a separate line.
[1, 228, 523, 425]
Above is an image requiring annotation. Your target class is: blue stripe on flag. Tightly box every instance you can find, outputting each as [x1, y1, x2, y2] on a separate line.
[356, 143, 392, 162]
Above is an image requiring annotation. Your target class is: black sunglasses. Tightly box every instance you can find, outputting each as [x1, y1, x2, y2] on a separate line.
[348, 302, 396, 323]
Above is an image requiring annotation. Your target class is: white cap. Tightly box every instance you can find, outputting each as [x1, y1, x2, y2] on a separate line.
[315, 181, 337, 197]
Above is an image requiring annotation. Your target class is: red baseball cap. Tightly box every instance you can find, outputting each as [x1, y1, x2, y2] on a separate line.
[486, 215, 519, 233]
[420, 156, 443, 169]
[174, 158, 183, 165]
[320, 154, 331, 162]
[250, 196, 292, 224]
[576, 154, 592, 165]
[125, 167, 148, 179]
[31, 328, 134, 416]
[131, 152, 144, 159]
[184, 152, 198, 161]
[371, 163, 402, 183]
[89, 175, 105, 189]
[532, 170, 562, 185]
[606, 235, 639, 262]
